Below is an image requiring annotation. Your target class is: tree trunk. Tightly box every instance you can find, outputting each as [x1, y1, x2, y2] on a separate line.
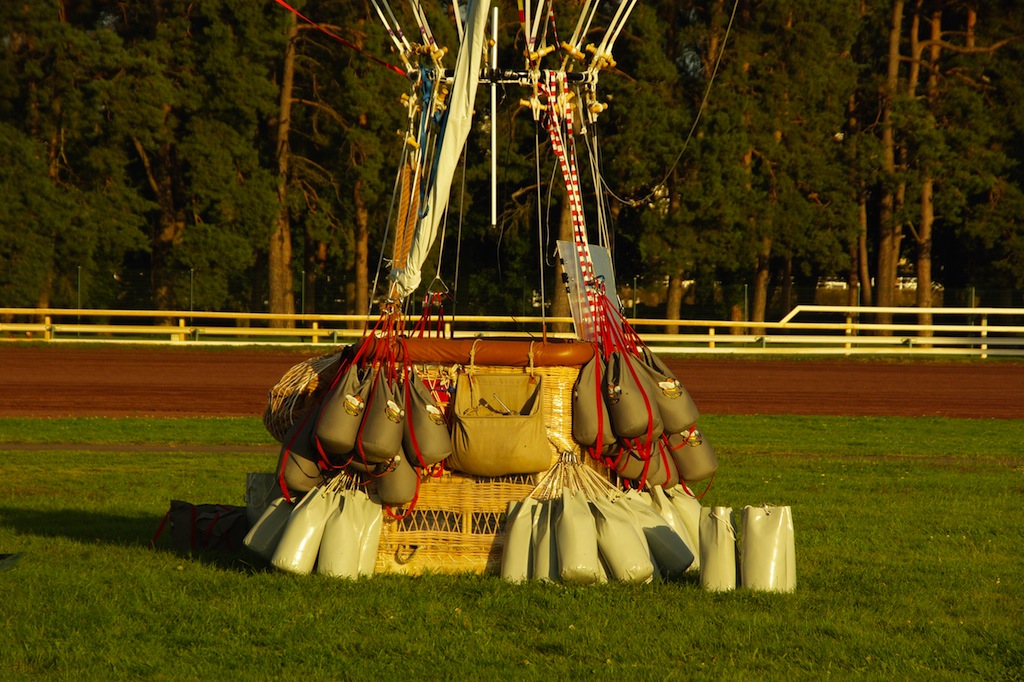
[847, 243, 860, 307]
[34, 97, 62, 311]
[847, 91, 870, 308]
[268, 15, 297, 328]
[132, 128, 185, 313]
[915, 10, 942, 336]
[916, 177, 934, 316]
[303, 240, 327, 314]
[876, 0, 905, 328]
[353, 178, 370, 323]
[858, 193, 872, 305]
[751, 236, 771, 335]
[664, 273, 684, 335]
[153, 208, 187, 311]
[782, 257, 793, 314]
[550, 193, 574, 334]
[35, 271, 53, 309]
[149, 144, 186, 312]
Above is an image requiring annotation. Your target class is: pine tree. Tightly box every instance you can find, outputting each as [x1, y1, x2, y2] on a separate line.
[105, 0, 282, 311]
[0, 1, 148, 309]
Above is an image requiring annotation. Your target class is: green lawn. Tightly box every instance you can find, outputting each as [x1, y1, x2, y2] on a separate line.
[1, 416, 1022, 680]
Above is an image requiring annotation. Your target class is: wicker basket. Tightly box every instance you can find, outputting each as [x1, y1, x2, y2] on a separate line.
[375, 471, 537, 574]
[263, 352, 342, 443]
[375, 362, 588, 575]
[261, 340, 604, 575]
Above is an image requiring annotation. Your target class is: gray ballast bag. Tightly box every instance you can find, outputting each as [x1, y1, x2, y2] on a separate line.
[555, 488, 602, 585]
[243, 497, 292, 560]
[403, 374, 452, 466]
[316, 496, 362, 579]
[572, 354, 616, 449]
[531, 497, 560, 583]
[604, 351, 663, 441]
[375, 454, 419, 506]
[315, 363, 370, 459]
[637, 354, 699, 434]
[667, 426, 718, 483]
[501, 497, 538, 582]
[271, 485, 338, 575]
[591, 497, 654, 584]
[699, 506, 738, 591]
[356, 371, 406, 464]
[621, 490, 694, 579]
[277, 411, 325, 495]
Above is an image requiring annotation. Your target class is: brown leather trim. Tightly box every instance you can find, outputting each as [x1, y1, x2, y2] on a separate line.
[359, 336, 594, 367]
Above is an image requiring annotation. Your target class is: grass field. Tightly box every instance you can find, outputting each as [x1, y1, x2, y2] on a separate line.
[1, 416, 1022, 680]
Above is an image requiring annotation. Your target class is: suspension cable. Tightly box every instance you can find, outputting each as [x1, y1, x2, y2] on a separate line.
[601, 0, 740, 208]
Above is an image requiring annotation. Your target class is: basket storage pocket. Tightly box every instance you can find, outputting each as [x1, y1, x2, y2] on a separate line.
[448, 373, 549, 477]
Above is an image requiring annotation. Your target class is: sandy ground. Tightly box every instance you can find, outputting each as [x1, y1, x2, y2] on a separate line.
[1, 344, 1021, 420]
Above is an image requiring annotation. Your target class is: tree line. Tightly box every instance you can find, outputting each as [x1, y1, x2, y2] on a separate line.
[2, 1, 1022, 326]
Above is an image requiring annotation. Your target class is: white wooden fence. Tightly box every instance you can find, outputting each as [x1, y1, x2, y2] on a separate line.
[1, 305, 1022, 358]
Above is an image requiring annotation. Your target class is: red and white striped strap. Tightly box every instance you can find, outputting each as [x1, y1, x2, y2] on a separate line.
[542, 70, 600, 340]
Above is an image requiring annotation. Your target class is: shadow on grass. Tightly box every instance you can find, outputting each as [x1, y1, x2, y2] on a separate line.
[0, 505, 270, 573]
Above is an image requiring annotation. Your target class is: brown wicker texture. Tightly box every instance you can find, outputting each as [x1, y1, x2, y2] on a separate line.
[375, 471, 537, 575]
[376, 363, 591, 575]
[262, 351, 342, 443]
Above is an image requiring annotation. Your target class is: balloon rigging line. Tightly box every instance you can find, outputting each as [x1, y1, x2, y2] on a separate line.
[272, 0, 406, 77]
[601, 0, 740, 209]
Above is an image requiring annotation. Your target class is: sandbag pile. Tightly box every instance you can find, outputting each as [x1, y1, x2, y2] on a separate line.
[276, 339, 451, 508]
[259, 341, 796, 588]
[501, 452, 703, 584]
[243, 475, 383, 579]
[275, 340, 555, 510]
[698, 505, 796, 592]
[572, 347, 717, 491]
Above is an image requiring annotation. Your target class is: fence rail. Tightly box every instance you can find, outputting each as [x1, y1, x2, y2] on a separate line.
[2, 306, 1023, 358]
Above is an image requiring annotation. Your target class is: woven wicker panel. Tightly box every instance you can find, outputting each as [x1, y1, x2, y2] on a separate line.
[375, 471, 537, 575]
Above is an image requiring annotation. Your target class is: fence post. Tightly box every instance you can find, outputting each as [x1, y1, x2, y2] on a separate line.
[44, 315, 52, 341]
[708, 327, 715, 349]
[311, 321, 319, 344]
[981, 314, 988, 360]
[174, 318, 185, 342]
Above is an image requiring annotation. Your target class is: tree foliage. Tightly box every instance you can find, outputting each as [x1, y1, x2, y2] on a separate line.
[0, 0, 1022, 317]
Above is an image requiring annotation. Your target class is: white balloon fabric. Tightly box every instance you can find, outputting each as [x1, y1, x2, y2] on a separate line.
[388, 0, 493, 298]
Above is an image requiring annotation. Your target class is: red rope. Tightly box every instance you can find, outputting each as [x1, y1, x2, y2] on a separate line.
[542, 70, 600, 340]
[272, 0, 407, 77]
[667, 428, 716, 498]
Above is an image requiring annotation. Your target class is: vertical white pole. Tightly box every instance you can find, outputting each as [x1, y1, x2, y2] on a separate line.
[491, 6, 498, 229]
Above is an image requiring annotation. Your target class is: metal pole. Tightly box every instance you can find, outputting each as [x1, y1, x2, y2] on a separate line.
[490, 6, 498, 230]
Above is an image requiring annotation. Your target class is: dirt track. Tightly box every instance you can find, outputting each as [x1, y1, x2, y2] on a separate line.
[1, 344, 1021, 419]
